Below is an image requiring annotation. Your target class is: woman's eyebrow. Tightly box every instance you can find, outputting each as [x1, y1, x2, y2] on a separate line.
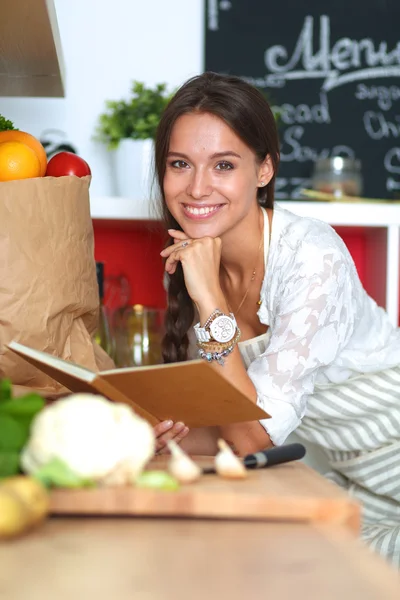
[210, 151, 242, 159]
[167, 151, 242, 159]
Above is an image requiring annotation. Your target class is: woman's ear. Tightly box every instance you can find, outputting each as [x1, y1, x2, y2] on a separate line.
[257, 155, 274, 188]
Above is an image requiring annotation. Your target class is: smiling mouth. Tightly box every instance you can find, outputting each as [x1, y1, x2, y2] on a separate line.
[182, 204, 224, 217]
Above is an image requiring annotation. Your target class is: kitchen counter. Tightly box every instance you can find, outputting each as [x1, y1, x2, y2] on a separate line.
[2, 517, 400, 599]
[1, 461, 399, 598]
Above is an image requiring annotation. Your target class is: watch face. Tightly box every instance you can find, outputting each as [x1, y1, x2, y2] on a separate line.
[210, 315, 236, 343]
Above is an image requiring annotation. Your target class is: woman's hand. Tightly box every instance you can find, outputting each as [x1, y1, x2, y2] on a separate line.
[160, 229, 225, 310]
[154, 420, 190, 454]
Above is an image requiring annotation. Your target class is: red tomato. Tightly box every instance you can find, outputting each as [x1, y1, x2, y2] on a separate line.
[45, 152, 91, 177]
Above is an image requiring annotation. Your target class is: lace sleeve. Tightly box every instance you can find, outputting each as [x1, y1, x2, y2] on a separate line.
[248, 240, 356, 445]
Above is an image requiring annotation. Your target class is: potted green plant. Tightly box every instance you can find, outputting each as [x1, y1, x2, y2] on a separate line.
[96, 81, 173, 209]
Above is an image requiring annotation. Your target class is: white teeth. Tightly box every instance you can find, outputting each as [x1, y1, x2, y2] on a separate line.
[185, 205, 220, 215]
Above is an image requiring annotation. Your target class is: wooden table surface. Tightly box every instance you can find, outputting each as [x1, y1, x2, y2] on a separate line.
[2, 461, 399, 598]
[1, 517, 400, 600]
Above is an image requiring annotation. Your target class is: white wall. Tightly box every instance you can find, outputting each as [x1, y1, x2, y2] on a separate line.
[0, 0, 205, 198]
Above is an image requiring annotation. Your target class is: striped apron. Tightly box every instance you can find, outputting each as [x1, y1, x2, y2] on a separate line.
[239, 333, 400, 568]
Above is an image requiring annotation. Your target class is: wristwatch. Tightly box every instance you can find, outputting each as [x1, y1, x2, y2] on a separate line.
[194, 309, 237, 343]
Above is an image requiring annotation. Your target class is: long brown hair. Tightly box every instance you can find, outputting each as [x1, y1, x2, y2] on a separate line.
[155, 72, 280, 363]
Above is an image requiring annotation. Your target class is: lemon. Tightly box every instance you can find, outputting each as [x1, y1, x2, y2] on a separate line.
[0, 488, 30, 538]
[0, 476, 49, 526]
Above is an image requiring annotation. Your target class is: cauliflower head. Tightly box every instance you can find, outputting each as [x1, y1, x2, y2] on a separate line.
[21, 394, 155, 485]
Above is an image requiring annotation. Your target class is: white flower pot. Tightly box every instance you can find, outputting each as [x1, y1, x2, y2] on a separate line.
[111, 138, 155, 218]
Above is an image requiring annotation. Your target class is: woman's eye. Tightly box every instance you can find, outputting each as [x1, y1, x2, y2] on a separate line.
[170, 160, 189, 169]
[216, 161, 234, 171]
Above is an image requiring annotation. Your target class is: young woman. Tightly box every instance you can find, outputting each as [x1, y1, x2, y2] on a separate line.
[152, 72, 400, 566]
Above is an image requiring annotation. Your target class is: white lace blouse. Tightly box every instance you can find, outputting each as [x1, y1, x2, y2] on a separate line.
[250, 205, 400, 446]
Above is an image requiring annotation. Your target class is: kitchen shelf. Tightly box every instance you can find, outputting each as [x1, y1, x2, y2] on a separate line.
[279, 200, 400, 227]
[0, 0, 65, 97]
[90, 195, 158, 221]
[90, 197, 400, 327]
[90, 197, 400, 226]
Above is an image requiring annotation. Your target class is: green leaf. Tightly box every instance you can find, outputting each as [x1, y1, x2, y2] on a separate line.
[135, 470, 179, 491]
[33, 458, 95, 489]
[0, 379, 13, 404]
[16, 416, 36, 443]
[0, 394, 44, 417]
[0, 115, 17, 131]
[0, 451, 20, 478]
[0, 415, 26, 451]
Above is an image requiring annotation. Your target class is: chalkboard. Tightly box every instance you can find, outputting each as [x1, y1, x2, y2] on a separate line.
[204, 1, 400, 200]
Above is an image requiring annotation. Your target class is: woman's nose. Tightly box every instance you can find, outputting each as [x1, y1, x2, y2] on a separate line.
[186, 170, 212, 199]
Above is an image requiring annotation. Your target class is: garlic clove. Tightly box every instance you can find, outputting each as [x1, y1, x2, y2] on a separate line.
[167, 440, 202, 484]
[214, 439, 247, 479]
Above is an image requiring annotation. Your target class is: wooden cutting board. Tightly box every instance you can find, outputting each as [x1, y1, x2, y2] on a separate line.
[49, 459, 361, 534]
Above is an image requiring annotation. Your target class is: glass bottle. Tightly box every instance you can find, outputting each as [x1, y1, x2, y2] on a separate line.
[113, 304, 165, 367]
[94, 262, 113, 357]
[311, 157, 363, 198]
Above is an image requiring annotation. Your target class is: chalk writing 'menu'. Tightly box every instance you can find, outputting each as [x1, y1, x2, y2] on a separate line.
[263, 15, 400, 91]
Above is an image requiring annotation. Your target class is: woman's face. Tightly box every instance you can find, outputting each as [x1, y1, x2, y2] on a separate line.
[163, 112, 272, 239]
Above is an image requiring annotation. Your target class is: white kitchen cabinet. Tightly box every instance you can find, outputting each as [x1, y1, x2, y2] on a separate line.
[1, 0, 65, 97]
[90, 197, 400, 326]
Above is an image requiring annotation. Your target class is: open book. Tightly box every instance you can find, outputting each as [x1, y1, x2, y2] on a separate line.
[7, 341, 270, 428]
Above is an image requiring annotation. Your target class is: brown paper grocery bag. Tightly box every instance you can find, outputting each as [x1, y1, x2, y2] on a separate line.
[0, 174, 114, 397]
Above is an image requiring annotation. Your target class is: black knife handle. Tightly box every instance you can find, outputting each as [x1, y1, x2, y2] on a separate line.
[243, 443, 306, 469]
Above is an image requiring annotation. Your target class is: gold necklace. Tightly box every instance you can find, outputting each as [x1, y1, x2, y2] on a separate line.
[229, 223, 264, 316]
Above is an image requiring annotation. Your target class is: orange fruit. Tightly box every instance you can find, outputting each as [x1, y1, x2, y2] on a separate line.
[0, 130, 47, 176]
[0, 141, 41, 181]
